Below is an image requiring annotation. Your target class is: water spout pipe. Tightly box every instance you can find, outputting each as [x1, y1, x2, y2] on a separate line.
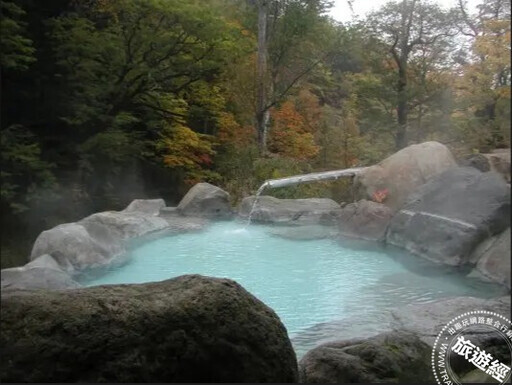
[261, 167, 366, 190]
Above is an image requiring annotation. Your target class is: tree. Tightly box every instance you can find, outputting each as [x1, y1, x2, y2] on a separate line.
[255, 0, 270, 154]
[0, 125, 56, 213]
[48, 0, 249, 185]
[252, 0, 335, 154]
[452, 0, 511, 150]
[0, 0, 35, 71]
[367, 0, 457, 149]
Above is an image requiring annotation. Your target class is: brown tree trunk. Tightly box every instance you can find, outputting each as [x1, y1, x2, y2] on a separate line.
[256, 0, 269, 155]
[396, 62, 408, 150]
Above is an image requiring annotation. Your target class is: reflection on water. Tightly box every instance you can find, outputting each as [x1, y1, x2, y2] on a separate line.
[78, 221, 507, 358]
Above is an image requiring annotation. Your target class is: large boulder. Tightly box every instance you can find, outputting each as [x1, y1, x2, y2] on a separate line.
[469, 228, 511, 289]
[1, 255, 81, 291]
[177, 182, 232, 219]
[299, 331, 434, 383]
[238, 196, 342, 225]
[386, 167, 510, 266]
[0, 275, 298, 383]
[338, 199, 394, 241]
[30, 222, 124, 273]
[30, 205, 170, 273]
[354, 141, 457, 211]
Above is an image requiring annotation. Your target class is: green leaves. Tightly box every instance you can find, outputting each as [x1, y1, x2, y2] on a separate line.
[0, 1, 35, 70]
[0, 126, 56, 212]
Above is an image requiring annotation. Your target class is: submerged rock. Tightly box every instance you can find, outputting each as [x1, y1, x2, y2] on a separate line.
[338, 199, 393, 241]
[177, 182, 232, 219]
[386, 167, 510, 266]
[0, 275, 298, 383]
[299, 331, 434, 383]
[390, 295, 511, 346]
[158, 212, 209, 232]
[1, 255, 81, 290]
[469, 228, 511, 289]
[239, 196, 341, 225]
[270, 225, 338, 240]
[354, 141, 457, 212]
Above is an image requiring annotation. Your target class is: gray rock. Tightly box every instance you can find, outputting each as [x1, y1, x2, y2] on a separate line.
[386, 167, 510, 266]
[299, 331, 434, 383]
[390, 296, 511, 347]
[81, 211, 169, 240]
[462, 151, 511, 183]
[30, 222, 123, 273]
[177, 182, 232, 219]
[461, 153, 491, 172]
[484, 150, 511, 183]
[270, 225, 338, 240]
[30, 207, 170, 273]
[1, 255, 81, 290]
[25, 253, 62, 270]
[159, 206, 178, 215]
[0, 275, 298, 383]
[338, 199, 394, 241]
[123, 198, 166, 216]
[470, 228, 511, 289]
[354, 141, 457, 212]
[239, 196, 342, 225]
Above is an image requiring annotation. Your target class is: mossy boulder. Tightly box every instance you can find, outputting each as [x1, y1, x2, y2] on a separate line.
[1, 275, 298, 383]
[299, 331, 434, 383]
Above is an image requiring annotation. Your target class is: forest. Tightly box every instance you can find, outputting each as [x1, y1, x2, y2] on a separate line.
[1, 0, 510, 268]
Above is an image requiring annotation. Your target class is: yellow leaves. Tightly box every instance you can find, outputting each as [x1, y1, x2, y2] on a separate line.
[159, 124, 219, 184]
[454, 16, 511, 114]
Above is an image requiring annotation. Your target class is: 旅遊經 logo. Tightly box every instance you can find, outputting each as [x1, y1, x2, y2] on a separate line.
[432, 310, 512, 384]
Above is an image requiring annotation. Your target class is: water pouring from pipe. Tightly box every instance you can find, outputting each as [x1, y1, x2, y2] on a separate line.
[245, 166, 367, 226]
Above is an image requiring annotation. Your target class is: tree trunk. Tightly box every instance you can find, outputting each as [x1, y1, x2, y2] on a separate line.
[396, 62, 408, 150]
[256, 110, 270, 154]
[256, 0, 269, 155]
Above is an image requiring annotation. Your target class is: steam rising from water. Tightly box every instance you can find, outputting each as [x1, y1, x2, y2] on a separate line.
[80, 221, 506, 358]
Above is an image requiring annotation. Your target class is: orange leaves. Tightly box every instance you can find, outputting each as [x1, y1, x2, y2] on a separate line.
[269, 101, 319, 160]
[216, 112, 254, 146]
[372, 188, 389, 203]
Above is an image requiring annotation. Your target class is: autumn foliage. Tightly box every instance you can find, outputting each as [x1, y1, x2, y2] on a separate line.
[268, 101, 319, 160]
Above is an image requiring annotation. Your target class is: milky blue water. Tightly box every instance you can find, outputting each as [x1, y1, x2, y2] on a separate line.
[80, 221, 505, 357]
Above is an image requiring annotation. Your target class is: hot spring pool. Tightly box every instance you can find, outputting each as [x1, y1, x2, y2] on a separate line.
[79, 221, 505, 357]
